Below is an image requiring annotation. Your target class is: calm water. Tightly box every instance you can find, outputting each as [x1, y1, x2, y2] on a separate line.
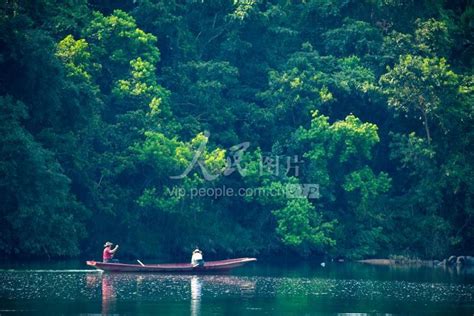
[0, 260, 473, 315]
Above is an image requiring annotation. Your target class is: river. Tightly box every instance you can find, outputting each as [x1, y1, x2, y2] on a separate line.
[0, 260, 473, 315]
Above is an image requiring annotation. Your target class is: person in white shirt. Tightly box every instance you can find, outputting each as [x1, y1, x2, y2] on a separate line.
[191, 248, 204, 267]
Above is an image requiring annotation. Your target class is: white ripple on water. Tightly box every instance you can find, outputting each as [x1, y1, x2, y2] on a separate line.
[0, 272, 472, 304]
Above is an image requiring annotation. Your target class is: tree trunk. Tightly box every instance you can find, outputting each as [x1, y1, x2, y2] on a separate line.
[422, 110, 431, 144]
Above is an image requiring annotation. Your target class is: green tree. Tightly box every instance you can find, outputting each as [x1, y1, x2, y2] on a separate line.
[292, 111, 391, 258]
[380, 55, 459, 144]
[273, 199, 336, 256]
[0, 97, 87, 257]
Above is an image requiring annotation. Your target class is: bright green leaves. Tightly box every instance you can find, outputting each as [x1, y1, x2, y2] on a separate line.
[230, 0, 257, 21]
[115, 58, 158, 97]
[381, 18, 453, 64]
[114, 57, 171, 117]
[137, 131, 187, 178]
[261, 46, 376, 137]
[137, 131, 227, 182]
[52, 9, 172, 257]
[84, 9, 160, 69]
[343, 167, 391, 215]
[330, 114, 379, 162]
[294, 111, 381, 206]
[3, 0, 473, 261]
[380, 55, 459, 143]
[292, 111, 390, 258]
[273, 199, 336, 255]
[58, 10, 170, 119]
[135, 130, 228, 210]
[296, 111, 379, 165]
[381, 55, 459, 112]
[79, 9, 169, 119]
[56, 35, 94, 81]
[294, 111, 381, 191]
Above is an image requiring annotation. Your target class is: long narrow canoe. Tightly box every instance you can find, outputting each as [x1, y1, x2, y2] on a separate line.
[86, 257, 257, 273]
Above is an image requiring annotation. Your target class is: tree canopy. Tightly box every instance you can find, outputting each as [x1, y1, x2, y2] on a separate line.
[0, 0, 472, 260]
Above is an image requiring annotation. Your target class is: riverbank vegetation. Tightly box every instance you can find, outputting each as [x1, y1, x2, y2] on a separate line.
[0, 0, 472, 260]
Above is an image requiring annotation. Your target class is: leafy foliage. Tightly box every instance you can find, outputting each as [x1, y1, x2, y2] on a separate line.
[0, 0, 472, 260]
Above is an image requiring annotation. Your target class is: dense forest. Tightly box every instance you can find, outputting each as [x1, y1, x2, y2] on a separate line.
[0, 0, 473, 260]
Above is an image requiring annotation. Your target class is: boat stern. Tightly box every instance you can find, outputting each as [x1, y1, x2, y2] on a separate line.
[86, 260, 96, 267]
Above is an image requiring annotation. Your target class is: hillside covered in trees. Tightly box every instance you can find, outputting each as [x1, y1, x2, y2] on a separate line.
[0, 0, 473, 260]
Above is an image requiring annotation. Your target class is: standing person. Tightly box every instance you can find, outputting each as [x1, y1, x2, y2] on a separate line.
[103, 242, 119, 263]
[191, 248, 204, 267]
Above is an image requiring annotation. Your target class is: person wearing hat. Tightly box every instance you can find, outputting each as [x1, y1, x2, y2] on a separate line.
[191, 248, 204, 267]
[103, 242, 119, 263]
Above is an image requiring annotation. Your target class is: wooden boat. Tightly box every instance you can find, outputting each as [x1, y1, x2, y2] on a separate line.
[86, 257, 257, 273]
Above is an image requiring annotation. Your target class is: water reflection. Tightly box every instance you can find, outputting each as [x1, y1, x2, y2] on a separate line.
[190, 276, 201, 316]
[95, 273, 257, 315]
[101, 274, 116, 315]
[0, 266, 472, 314]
